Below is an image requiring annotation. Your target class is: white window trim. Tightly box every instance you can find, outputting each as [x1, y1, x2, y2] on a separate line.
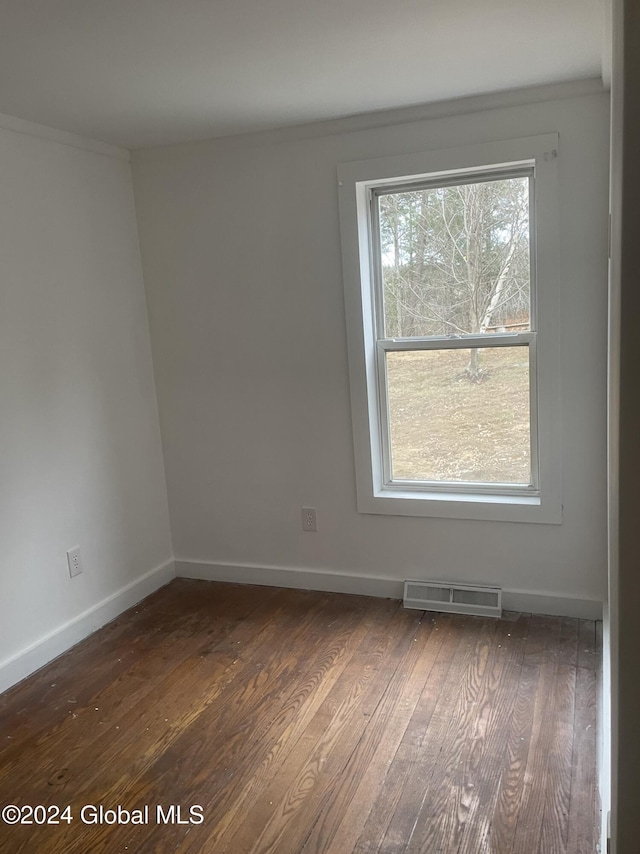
[337, 134, 562, 523]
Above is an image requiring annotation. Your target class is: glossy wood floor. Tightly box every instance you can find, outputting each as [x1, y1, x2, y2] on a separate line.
[0, 580, 599, 853]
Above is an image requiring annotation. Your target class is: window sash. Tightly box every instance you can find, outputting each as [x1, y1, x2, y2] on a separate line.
[374, 337, 539, 495]
[371, 165, 535, 200]
[370, 168, 537, 342]
[368, 167, 538, 497]
[377, 331, 534, 351]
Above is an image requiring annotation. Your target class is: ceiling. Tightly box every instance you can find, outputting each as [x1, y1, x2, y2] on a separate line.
[0, 0, 607, 150]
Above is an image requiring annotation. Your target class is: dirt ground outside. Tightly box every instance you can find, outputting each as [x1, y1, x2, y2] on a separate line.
[386, 346, 531, 484]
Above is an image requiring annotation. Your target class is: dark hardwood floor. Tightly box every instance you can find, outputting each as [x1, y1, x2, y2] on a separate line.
[0, 579, 599, 853]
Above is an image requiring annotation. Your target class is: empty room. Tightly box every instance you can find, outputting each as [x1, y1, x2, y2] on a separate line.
[1, 1, 638, 852]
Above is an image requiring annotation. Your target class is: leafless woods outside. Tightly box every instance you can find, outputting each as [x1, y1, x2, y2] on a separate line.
[376, 175, 532, 484]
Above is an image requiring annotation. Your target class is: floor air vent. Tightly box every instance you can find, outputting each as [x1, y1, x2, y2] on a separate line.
[403, 580, 502, 618]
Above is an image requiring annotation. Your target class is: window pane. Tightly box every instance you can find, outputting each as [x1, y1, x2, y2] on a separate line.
[378, 176, 531, 338]
[386, 347, 531, 484]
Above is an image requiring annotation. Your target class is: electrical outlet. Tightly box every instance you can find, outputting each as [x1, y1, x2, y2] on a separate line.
[67, 546, 83, 578]
[301, 507, 317, 532]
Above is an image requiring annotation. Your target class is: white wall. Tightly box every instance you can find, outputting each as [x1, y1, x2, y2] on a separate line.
[0, 118, 173, 690]
[132, 87, 610, 612]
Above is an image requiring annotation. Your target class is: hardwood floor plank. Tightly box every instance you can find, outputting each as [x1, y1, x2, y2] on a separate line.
[299, 610, 443, 854]
[372, 614, 481, 854]
[397, 616, 499, 852]
[351, 613, 461, 854]
[537, 636, 578, 853]
[127, 591, 385, 854]
[566, 666, 597, 854]
[577, 620, 597, 672]
[567, 620, 601, 854]
[0, 582, 275, 790]
[558, 618, 580, 667]
[454, 613, 531, 854]
[219, 604, 418, 854]
[507, 615, 564, 854]
[193, 598, 397, 854]
[58, 588, 338, 854]
[0, 581, 600, 854]
[3, 586, 311, 854]
[0, 580, 277, 754]
[485, 636, 540, 851]
[407, 615, 524, 853]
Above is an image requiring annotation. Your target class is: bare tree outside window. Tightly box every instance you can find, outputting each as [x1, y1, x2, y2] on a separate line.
[378, 176, 530, 381]
[375, 174, 533, 484]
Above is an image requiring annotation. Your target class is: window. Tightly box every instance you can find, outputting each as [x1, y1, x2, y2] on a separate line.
[338, 135, 562, 522]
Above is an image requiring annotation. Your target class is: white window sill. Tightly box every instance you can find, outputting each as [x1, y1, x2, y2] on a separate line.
[359, 487, 562, 524]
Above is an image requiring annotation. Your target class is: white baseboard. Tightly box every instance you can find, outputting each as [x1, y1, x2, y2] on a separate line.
[501, 590, 603, 620]
[175, 559, 603, 620]
[0, 559, 175, 695]
[175, 559, 403, 600]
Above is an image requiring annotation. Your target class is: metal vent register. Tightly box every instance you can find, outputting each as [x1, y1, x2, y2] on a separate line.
[403, 580, 502, 618]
